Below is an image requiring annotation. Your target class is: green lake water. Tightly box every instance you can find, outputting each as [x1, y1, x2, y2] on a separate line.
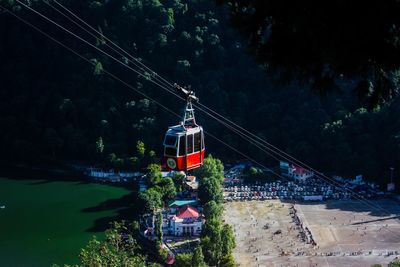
[0, 177, 132, 267]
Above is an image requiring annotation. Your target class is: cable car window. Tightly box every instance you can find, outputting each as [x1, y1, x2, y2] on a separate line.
[187, 134, 193, 154]
[179, 136, 186, 156]
[164, 135, 177, 146]
[165, 147, 177, 156]
[194, 132, 201, 152]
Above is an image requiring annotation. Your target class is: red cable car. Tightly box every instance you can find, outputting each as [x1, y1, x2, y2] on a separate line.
[163, 86, 205, 171]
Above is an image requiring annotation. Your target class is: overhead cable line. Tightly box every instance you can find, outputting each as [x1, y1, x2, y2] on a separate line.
[41, 1, 377, 199]
[47, 0, 174, 90]
[45, 0, 334, 172]
[9, 1, 398, 218]
[0, 2, 288, 182]
[34, 0, 291, 166]
[43, 0, 340, 174]
[44, 0, 378, 202]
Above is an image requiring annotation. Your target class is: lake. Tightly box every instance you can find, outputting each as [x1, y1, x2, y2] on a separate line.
[0, 177, 134, 266]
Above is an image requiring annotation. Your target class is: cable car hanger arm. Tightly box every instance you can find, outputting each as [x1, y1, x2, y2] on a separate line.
[174, 83, 199, 103]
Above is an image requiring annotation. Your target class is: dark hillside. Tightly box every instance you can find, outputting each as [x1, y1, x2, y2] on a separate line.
[0, 0, 399, 181]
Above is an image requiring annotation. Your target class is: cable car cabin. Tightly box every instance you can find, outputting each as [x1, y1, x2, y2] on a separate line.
[163, 125, 205, 171]
[163, 85, 204, 171]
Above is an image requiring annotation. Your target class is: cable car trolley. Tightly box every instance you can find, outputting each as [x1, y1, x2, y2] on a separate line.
[163, 84, 205, 171]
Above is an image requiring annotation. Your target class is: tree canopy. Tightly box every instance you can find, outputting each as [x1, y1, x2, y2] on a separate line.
[389, 259, 400, 267]
[203, 200, 223, 220]
[197, 155, 236, 266]
[139, 187, 163, 213]
[147, 164, 163, 187]
[158, 176, 177, 202]
[1, 0, 400, 182]
[198, 176, 224, 205]
[195, 154, 224, 182]
[174, 247, 207, 267]
[67, 221, 161, 267]
[218, 0, 400, 106]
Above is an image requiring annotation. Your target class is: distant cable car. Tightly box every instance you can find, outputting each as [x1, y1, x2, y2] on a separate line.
[163, 85, 205, 171]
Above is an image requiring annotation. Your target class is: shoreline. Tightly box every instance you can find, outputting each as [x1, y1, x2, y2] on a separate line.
[0, 162, 137, 190]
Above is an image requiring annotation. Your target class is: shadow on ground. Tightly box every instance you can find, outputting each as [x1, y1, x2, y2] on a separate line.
[280, 198, 400, 220]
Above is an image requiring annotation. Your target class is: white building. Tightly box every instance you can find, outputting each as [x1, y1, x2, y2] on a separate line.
[166, 205, 203, 236]
[288, 164, 314, 180]
[87, 168, 143, 182]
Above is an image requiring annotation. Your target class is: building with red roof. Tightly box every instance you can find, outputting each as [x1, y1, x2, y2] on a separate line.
[176, 205, 199, 219]
[167, 205, 204, 236]
[288, 164, 314, 180]
[280, 161, 314, 180]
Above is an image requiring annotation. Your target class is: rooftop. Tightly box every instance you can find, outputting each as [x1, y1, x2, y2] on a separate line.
[291, 165, 312, 175]
[176, 205, 199, 219]
[168, 199, 198, 207]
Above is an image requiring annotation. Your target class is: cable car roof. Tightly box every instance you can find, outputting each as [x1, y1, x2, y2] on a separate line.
[166, 124, 203, 135]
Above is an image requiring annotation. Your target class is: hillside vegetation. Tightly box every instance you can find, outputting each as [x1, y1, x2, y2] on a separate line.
[1, 0, 400, 181]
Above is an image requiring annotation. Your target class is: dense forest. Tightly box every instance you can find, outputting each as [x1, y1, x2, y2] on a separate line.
[218, 0, 400, 107]
[1, 0, 400, 183]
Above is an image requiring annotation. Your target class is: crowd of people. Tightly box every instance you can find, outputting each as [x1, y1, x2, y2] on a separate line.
[293, 250, 400, 257]
[224, 179, 354, 201]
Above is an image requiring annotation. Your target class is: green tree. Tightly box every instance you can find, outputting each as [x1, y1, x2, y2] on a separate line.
[172, 172, 186, 192]
[166, 8, 175, 26]
[131, 220, 140, 231]
[221, 224, 236, 256]
[114, 158, 124, 169]
[95, 136, 104, 154]
[91, 59, 103, 75]
[77, 221, 160, 267]
[249, 166, 257, 176]
[149, 0, 162, 7]
[389, 259, 400, 267]
[148, 150, 157, 163]
[136, 140, 146, 157]
[203, 200, 223, 220]
[108, 153, 124, 169]
[155, 240, 168, 262]
[159, 177, 177, 202]
[79, 236, 147, 266]
[201, 219, 222, 266]
[219, 254, 236, 267]
[146, 164, 162, 186]
[191, 246, 207, 267]
[195, 155, 224, 182]
[158, 33, 168, 47]
[139, 188, 163, 213]
[198, 176, 223, 205]
[242, 166, 264, 183]
[174, 252, 193, 267]
[155, 212, 163, 240]
[128, 156, 140, 171]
